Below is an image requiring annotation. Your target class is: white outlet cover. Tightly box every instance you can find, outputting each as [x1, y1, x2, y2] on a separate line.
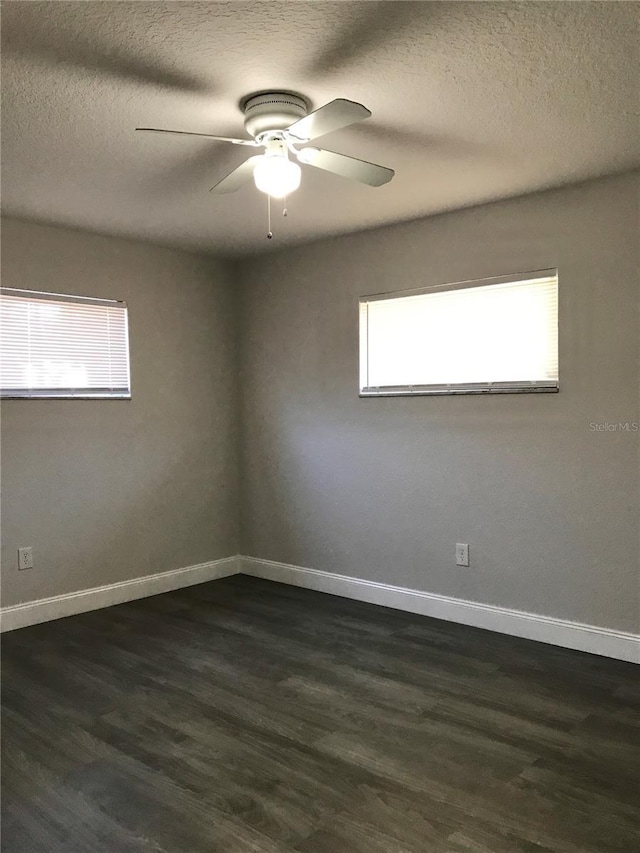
[455, 543, 470, 567]
[18, 547, 34, 570]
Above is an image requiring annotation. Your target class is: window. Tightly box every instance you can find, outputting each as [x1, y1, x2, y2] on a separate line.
[359, 270, 558, 396]
[0, 288, 131, 399]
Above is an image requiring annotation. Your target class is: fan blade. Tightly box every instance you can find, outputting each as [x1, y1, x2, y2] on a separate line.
[209, 156, 263, 193]
[136, 128, 258, 146]
[286, 99, 371, 142]
[297, 148, 394, 187]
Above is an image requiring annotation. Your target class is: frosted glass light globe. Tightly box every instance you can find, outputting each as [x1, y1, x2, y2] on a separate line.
[253, 155, 301, 198]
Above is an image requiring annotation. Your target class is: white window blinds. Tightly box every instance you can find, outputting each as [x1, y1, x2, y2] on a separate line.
[0, 289, 131, 398]
[359, 271, 558, 395]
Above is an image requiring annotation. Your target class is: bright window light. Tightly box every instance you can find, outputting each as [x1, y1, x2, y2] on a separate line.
[0, 288, 131, 399]
[359, 271, 558, 396]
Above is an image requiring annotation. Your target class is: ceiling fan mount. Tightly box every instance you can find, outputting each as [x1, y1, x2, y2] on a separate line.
[241, 91, 308, 138]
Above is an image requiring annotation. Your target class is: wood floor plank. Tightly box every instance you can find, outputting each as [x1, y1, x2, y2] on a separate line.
[2, 575, 639, 852]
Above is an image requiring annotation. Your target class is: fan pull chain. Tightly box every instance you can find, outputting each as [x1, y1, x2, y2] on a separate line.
[283, 196, 288, 217]
[267, 194, 273, 239]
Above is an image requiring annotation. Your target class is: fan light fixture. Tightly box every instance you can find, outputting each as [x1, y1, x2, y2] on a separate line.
[136, 92, 395, 239]
[253, 153, 301, 198]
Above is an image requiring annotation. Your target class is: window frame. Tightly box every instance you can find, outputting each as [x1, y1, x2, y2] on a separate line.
[0, 287, 132, 400]
[359, 269, 559, 398]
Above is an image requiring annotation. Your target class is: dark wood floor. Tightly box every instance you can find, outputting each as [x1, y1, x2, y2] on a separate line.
[2, 575, 639, 853]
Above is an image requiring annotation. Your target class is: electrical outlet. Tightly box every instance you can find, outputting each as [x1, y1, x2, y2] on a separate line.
[455, 543, 469, 567]
[18, 547, 34, 570]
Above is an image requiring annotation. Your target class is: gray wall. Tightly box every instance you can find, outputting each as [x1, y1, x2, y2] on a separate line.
[238, 172, 640, 633]
[1, 219, 239, 607]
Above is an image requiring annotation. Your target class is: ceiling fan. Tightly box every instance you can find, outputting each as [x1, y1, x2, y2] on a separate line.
[136, 92, 395, 200]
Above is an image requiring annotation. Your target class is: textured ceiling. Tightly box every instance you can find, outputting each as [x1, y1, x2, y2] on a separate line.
[2, 1, 639, 257]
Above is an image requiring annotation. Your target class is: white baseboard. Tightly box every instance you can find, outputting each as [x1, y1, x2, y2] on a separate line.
[4, 554, 638, 663]
[0, 555, 241, 632]
[241, 556, 640, 664]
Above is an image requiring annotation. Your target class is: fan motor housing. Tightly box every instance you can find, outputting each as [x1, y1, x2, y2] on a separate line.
[242, 92, 308, 138]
